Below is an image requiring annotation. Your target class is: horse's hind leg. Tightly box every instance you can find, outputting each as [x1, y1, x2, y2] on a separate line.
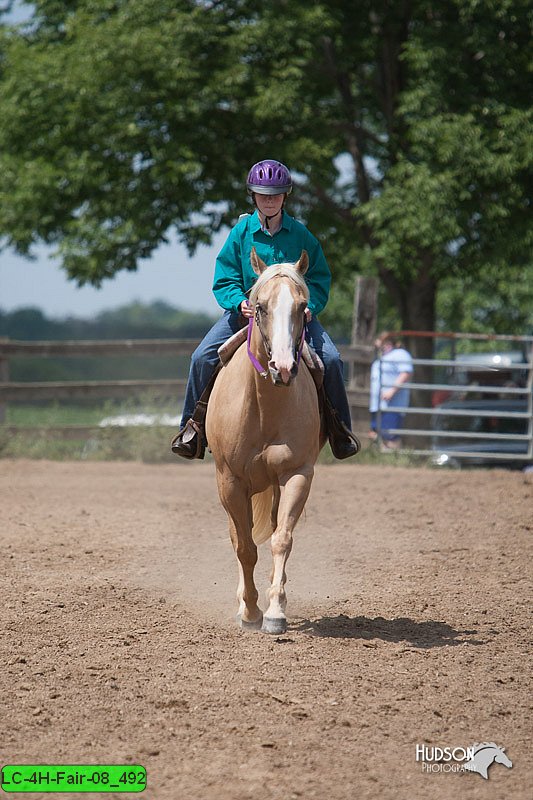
[216, 471, 262, 629]
[263, 470, 313, 635]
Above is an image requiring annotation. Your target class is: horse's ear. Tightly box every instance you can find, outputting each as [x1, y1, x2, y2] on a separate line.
[251, 247, 268, 275]
[295, 250, 309, 275]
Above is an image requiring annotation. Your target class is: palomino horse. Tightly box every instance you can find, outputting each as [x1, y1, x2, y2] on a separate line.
[206, 248, 325, 634]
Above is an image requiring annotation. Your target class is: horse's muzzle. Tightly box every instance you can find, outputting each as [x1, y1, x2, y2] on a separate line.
[269, 361, 299, 386]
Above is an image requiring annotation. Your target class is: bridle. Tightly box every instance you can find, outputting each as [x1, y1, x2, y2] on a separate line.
[247, 301, 306, 380]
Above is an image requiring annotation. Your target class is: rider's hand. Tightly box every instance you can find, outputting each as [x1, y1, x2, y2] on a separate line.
[240, 300, 254, 318]
[381, 387, 397, 401]
[304, 307, 312, 323]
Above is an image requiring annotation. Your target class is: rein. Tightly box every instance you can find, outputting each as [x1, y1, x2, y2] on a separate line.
[247, 309, 306, 379]
[247, 315, 269, 378]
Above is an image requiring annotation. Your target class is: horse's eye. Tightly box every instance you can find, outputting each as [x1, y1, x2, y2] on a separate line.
[257, 304, 267, 316]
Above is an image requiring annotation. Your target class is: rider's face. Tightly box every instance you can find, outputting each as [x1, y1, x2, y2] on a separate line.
[254, 193, 285, 218]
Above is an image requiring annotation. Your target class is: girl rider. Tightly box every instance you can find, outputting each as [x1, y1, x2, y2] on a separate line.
[171, 159, 359, 460]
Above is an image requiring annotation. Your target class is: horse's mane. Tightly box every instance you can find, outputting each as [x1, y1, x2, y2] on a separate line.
[249, 264, 309, 306]
[472, 743, 502, 752]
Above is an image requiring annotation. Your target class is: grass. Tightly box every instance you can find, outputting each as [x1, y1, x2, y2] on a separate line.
[317, 439, 423, 467]
[0, 426, 177, 463]
[4, 398, 179, 427]
[1, 401, 425, 466]
[1, 399, 180, 462]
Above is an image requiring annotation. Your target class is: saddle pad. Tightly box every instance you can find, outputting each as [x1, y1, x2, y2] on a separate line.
[218, 326, 248, 365]
[302, 342, 324, 389]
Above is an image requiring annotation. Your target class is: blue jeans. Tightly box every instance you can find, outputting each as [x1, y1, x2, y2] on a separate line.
[180, 311, 352, 429]
[370, 411, 404, 441]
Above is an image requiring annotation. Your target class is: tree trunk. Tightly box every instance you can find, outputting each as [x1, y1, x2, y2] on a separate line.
[399, 255, 437, 442]
[401, 259, 437, 362]
[369, 242, 439, 440]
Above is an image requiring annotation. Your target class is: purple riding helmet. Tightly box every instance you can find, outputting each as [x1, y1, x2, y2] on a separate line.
[246, 160, 292, 196]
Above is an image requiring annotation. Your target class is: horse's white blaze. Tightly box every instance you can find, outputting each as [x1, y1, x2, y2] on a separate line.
[270, 283, 295, 383]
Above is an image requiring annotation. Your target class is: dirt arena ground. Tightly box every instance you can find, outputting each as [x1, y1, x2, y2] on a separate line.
[1, 459, 531, 800]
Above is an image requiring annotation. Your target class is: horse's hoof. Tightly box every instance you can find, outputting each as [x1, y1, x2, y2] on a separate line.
[262, 617, 287, 635]
[236, 614, 263, 631]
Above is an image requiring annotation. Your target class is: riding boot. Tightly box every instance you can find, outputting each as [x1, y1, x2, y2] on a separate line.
[319, 386, 361, 459]
[170, 416, 206, 460]
[171, 364, 221, 460]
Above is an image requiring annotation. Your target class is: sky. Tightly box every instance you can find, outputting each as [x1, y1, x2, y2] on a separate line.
[0, 236, 226, 318]
[0, 0, 225, 320]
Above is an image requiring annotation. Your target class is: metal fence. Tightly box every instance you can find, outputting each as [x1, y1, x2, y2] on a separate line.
[374, 332, 533, 466]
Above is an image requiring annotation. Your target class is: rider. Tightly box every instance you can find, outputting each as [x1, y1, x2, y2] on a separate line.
[171, 159, 360, 460]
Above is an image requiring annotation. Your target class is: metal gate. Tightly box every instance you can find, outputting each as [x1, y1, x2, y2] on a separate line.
[374, 332, 533, 467]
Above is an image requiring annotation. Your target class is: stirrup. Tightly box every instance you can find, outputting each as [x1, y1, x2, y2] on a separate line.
[329, 424, 361, 459]
[170, 420, 206, 459]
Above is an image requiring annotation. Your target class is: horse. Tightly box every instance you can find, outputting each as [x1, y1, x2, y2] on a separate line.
[205, 248, 325, 634]
[463, 743, 513, 779]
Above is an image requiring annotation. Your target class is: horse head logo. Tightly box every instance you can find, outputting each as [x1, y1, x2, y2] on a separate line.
[463, 743, 512, 780]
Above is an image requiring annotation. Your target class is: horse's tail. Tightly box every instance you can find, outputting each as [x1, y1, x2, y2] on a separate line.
[252, 487, 275, 545]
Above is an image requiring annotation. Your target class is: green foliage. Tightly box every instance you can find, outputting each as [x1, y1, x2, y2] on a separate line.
[0, 1, 531, 338]
[0, 300, 214, 380]
[82, 300, 216, 339]
[0, 299, 215, 340]
[319, 274, 355, 342]
[437, 262, 533, 335]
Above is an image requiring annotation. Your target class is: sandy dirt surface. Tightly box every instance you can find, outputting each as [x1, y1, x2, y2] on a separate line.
[1, 459, 531, 800]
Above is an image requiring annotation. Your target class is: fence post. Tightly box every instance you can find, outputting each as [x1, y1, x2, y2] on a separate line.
[0, 338, 9, 424]
[349, 276, 378, 428]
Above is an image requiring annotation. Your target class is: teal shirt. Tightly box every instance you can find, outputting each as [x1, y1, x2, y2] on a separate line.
[212, 210, 331, 317]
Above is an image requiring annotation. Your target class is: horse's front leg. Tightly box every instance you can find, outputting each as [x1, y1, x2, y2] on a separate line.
[216, 471, 262, 630]
[263, 470, 313, 635]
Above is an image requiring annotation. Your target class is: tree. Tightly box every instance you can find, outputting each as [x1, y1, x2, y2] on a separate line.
[0, 1, 531, 352]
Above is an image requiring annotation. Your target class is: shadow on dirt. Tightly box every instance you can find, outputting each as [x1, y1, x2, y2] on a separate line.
[293, 614, 485, 648]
